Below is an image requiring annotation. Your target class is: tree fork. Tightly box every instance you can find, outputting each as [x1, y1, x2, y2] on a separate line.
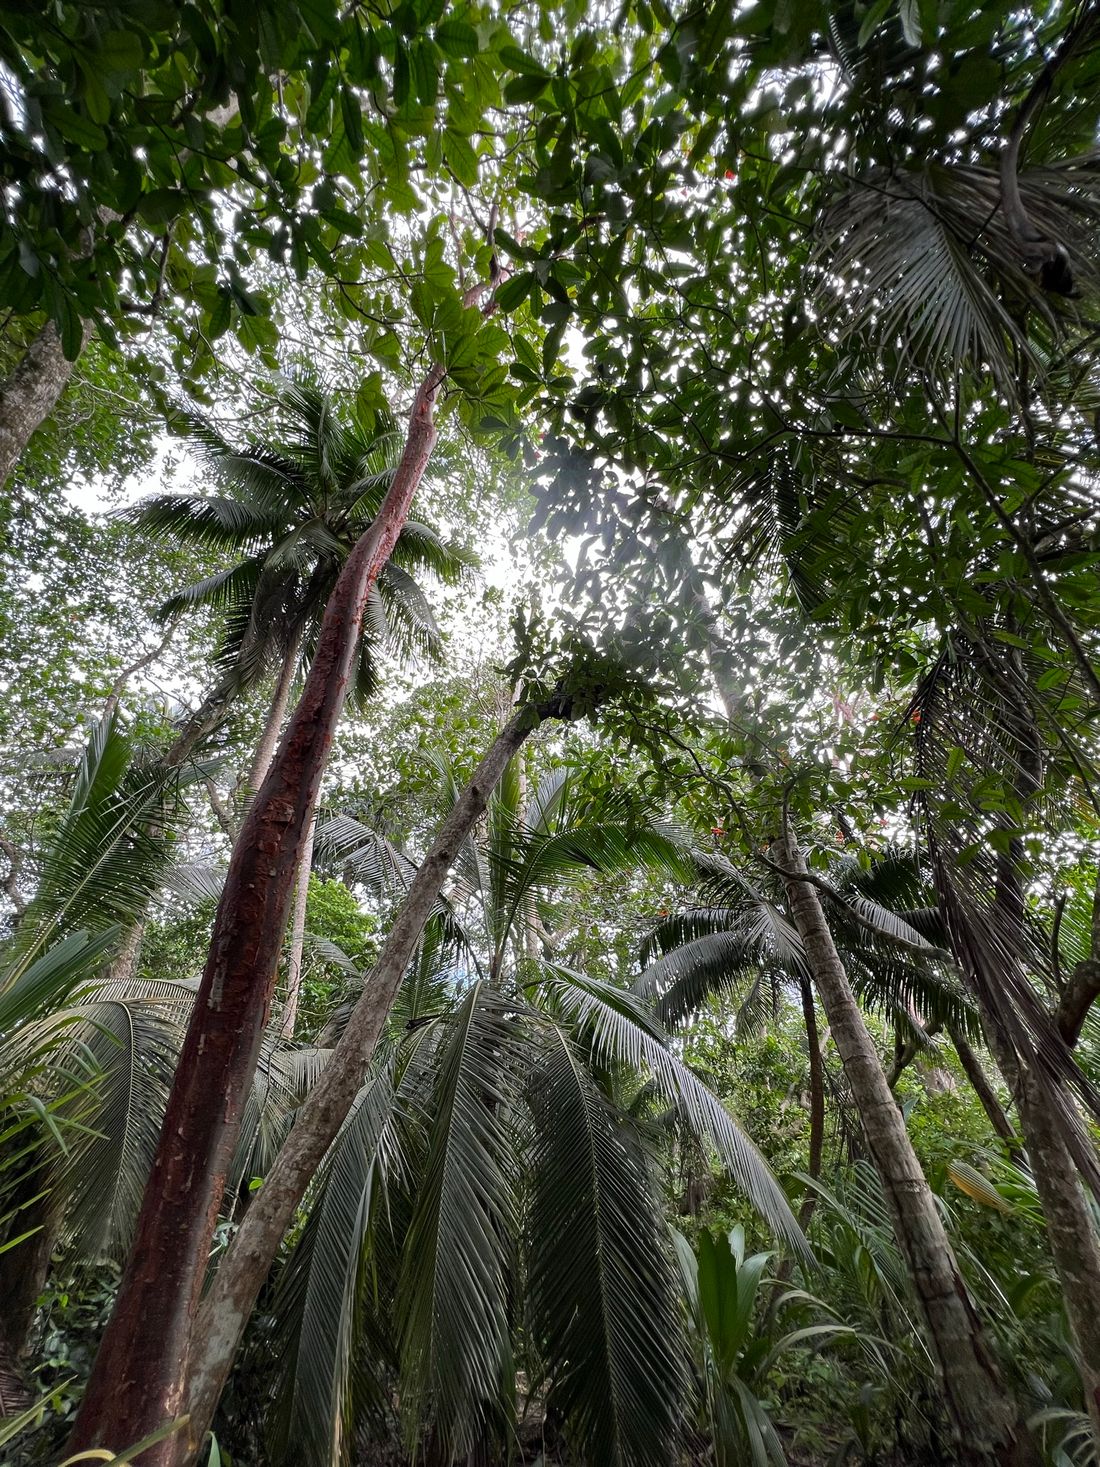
[66, 362, 448, 1462]
[777, 830, 1036, 1466]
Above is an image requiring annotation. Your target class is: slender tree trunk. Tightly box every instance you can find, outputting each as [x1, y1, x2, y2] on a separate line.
[777, 831, 1033, 1465]
[66, 363, 450, 1464]
[945, 1021, 1021, 1160]
[179, 705, 559, 1464]
[0, 320, 81, 488]
[798, 973, 825, 1231]
[279, 813, 315, 1039]
[246, 635, 302, 794]
[163, 678, 238, 770]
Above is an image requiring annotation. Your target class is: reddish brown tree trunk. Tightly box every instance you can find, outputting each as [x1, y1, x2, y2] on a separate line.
[178, 705, 558, 1464]
[66, 365, 447, 1463]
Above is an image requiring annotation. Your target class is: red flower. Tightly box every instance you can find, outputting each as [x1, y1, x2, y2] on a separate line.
[724, 169, 735, 179]
[911, 710, 922, 724]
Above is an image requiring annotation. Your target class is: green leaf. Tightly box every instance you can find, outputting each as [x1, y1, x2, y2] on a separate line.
[412, 40, 439, 105]
[499, 43, 547, 74]
[503, 72, 549, 104]
[442, 126, 477, 186]
[96, 28, 145, 70]
[494, 271, 534, 311]
[393, 40, 411, 108]
[41, 99, 107, 151]
[434, 18, 480, 56]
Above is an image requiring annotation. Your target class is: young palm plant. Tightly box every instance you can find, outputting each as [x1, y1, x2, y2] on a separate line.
[245, 758, 807, 1467]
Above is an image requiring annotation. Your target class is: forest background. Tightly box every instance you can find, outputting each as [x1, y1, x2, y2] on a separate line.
[4, 1, 1100, 1465]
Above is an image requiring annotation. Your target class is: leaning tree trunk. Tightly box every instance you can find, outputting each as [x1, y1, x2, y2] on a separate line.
[66, 362, 450, 1464]
[778, 831, 1033, 1465]
[178, 702, 563, 1465]
[0, 320, 81, 488]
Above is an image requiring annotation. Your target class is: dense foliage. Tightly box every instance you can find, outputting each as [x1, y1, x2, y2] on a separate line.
[3, 0, 1100, 1464]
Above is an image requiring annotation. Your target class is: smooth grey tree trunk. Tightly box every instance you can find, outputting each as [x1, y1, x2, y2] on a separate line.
[278, 812, 315, 1039]
[0, 320, 81, 488]
[245, 636, 301, 794]
[778, 831, 1033, 1465]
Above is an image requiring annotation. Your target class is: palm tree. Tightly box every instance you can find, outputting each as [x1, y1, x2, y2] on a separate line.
[0, 718, 329, 1422]
[130, 377, 475, 780]
[0, 717, 188, 1405]
[241, 758, 805, 1467]
[636, 846, 993, 1233]
[124, 378, 474, 1027]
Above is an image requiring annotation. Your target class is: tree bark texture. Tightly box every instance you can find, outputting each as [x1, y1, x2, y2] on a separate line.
[177, 706, 552, 1464]
[778, 832, 1033, 1466]
[0, 320, 80, 489]
[66, 364, 448, 1464]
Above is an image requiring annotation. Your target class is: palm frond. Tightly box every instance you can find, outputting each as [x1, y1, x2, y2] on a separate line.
[267, 1058, 406, 1467]
[126, 494, 283, 554]
[52, 991, 187, 1261]
[540, 967, 808, 1258]
[525, 1029, 685, 1467]
[635, 930, 763, 1029]
[395, 983, 522, 1457]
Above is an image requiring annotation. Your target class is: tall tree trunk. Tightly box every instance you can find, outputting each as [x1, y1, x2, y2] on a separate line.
[246, 634, 302, 794]
[0, 320, 80, 488]
[178, 704, 561, 1465]
[66, 362, 450, 1464]
[777, 831, 1033, 1465]
[279, 812, 315, 1040]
